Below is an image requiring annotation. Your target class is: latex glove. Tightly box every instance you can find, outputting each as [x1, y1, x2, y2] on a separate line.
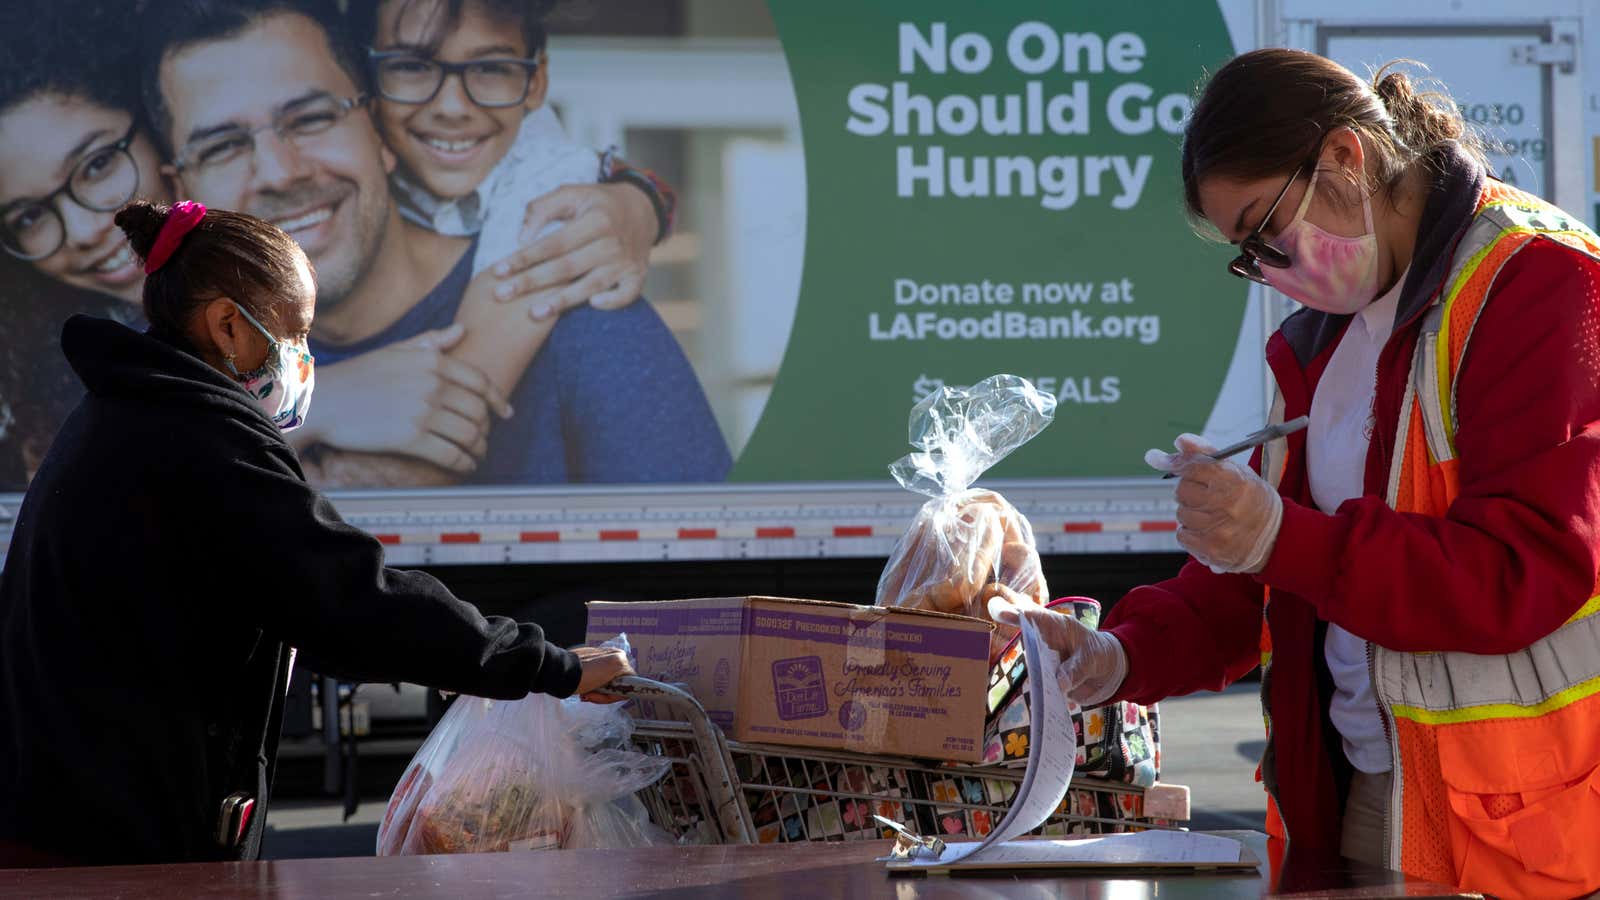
[988, 594, 1127, 708]
[1146, 433, 1283, 575]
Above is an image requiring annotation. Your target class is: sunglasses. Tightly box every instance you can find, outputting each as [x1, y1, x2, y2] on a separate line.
[1226, 163, 1304, 285]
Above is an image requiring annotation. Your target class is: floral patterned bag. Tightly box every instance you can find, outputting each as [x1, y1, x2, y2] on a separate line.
[981, 597, 1160, 787]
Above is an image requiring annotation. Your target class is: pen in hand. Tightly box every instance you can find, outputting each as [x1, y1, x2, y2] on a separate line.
[1160, 416, 1310, 479]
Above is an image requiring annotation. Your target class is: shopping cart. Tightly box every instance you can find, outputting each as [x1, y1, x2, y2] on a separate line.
[613, 677, 1190, 846]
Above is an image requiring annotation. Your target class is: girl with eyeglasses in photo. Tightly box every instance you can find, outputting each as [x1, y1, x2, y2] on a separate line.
[0, 1, 181, 483]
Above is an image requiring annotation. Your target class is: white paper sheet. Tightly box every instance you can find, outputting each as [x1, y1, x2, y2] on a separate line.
[892, 831, 1246, 869]
[932, 613, 1075, 864]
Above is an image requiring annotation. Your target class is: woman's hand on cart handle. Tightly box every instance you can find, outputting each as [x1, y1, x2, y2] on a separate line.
[988, 593, 1128, 707]
[574, 645, 636, 704]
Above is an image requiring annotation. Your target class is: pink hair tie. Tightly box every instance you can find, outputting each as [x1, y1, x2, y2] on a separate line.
[143, 200, 207, 274]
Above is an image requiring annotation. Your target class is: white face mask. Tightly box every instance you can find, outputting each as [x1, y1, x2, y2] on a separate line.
[224, 303, 315, 432]
[1260, 168, 1381, 315]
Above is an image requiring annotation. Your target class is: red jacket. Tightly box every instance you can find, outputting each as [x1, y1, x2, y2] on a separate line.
[1104, 145, 1600, 851]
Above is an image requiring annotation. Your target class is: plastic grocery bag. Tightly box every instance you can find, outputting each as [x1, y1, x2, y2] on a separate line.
[376, 635, 672, 855]
[876, 375, 1057, 660]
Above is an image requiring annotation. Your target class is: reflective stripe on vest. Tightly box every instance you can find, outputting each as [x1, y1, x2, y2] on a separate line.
[1372, 181, 1600, 897]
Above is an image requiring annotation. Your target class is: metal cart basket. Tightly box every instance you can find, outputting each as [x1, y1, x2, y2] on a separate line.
[613, 677, 1190, 846]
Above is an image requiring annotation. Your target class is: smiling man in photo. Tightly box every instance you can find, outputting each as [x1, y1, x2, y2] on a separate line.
[139, 0, 732, 487]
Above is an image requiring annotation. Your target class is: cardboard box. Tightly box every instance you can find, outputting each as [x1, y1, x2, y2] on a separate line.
[586, 597, 992, 762]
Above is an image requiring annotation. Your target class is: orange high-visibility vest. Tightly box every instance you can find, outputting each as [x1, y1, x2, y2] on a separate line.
[1372, 182, 1600, 898]
[1252, 182, 1600, 897]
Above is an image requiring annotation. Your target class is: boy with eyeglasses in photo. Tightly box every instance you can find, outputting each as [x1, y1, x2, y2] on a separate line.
[350, 0, 669, 288]
[345, 0, 679, 406]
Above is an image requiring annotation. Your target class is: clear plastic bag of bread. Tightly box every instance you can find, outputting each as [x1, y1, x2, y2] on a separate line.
[876, 375, 1057, 660]
[376, 634, 673, 855]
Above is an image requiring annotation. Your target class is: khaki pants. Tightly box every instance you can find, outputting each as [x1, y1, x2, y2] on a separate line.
[1341, 770, 1393, 868]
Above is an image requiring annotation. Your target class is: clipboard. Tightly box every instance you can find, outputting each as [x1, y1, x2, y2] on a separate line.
[883, 830, 1261, 877]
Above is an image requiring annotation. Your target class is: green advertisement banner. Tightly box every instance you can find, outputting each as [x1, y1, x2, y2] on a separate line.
[738, 3, 1239, 480]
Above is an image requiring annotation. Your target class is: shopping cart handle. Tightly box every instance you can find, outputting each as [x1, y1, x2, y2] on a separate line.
[609, 675, 757, 843]
[607, 677, 729, 773]
[610, 675, 700, 705]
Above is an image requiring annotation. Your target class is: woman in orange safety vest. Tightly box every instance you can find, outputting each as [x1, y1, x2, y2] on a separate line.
[995, 49, 1600, 900]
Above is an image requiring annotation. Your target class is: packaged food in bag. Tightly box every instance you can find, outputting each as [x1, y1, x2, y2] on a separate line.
[876, 375, 1056, 659]
[412, 731, 555, 853]
[376, 635, 672, 855]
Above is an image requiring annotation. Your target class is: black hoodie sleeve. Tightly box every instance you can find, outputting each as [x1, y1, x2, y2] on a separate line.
[191, 442, 582, 700]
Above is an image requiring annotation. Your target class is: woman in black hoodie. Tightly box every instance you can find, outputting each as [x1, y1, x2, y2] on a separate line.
[0, 200, 632, 868]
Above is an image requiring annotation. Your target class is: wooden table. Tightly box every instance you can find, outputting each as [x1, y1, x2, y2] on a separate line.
[0, 832, 1481, 899]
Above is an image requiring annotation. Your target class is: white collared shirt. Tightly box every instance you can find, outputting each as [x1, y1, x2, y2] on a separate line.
[1306, 268, 1408, 775]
